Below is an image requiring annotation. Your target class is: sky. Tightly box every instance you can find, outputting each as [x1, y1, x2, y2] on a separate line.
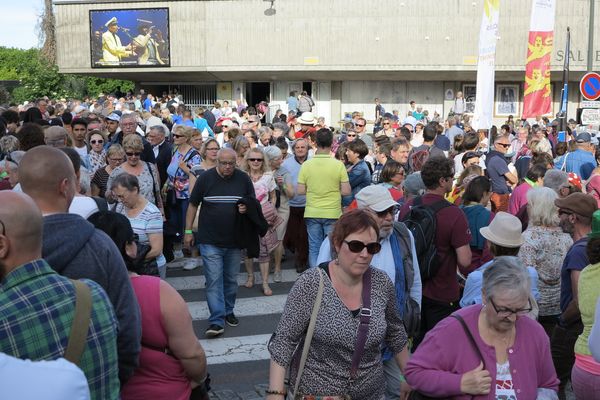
[0, 0, 43, 49]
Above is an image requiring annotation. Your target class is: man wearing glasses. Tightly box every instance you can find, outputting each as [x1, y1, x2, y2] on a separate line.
[184, 148, 255, 338]
[354, 117, 373, 148]
[485, 134, 517, 213]
[108, 113, 156, 163]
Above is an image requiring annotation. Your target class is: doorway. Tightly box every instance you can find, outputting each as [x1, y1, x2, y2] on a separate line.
[245, 82, 270, 108]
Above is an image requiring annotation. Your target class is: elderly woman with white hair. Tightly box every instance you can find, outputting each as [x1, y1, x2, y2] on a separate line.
[518, 187, 573, 336]
[406, 256, 560, 399]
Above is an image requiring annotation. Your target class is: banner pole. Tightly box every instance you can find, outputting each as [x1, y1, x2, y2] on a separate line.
[560, 27, 570, 132]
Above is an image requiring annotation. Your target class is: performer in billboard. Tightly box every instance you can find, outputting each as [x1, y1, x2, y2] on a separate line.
[101, 17, 132, 65]
[132, 23, 166, 65]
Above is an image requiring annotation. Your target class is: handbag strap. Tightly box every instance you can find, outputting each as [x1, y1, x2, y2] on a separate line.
[350, 267, 372, 380]
[451, 314, 485, 369]
[293, 268, 325, 396]
[64, 280, 92, 366]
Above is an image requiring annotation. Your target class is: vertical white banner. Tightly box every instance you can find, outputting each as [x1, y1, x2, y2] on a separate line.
[472, 0, 501, 130]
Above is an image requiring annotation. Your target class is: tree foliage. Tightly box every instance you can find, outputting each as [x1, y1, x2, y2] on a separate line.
[0, 46, 134, 104]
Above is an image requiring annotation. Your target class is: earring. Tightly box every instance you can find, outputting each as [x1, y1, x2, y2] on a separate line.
[335, 258, 339, 265]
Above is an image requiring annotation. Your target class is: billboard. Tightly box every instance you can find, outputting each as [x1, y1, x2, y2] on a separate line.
[90, 8, 170, 68]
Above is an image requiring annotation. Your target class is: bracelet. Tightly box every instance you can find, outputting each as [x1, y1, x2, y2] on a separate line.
[184, 229, 193, 234]
[265, 389, 287, 396]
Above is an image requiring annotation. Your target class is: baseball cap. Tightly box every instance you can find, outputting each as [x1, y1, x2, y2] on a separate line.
[106, 113, 121, 122]
[355, 185, 398, 212]
[576, 132, 592, 143]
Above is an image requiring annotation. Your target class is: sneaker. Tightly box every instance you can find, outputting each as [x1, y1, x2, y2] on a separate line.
[225, 314, 239, 327]
[183, 259, 198, 271]
[205, 324, 224, 338]
[273, 271, 282, 283]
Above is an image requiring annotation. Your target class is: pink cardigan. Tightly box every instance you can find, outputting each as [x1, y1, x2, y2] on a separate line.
[405, 305, 559, 399]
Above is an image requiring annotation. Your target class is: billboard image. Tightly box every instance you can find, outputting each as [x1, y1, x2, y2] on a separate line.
[90, 8, 170, 68]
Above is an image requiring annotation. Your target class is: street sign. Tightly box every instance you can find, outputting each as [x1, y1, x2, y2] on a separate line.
[581, 101, 600, 108]
[580, 72, 600, 100]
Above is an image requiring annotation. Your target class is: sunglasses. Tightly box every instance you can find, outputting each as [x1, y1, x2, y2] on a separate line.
[248, 158, 263, 162]
[355, 124, 365, 128]
[173, 134, 185, 138]
[90, 139, 104, 144]
[125, 152, 141, 157]
[347, 134, 356, 137]
[497, 143, 511, 148]
[376, 206, 398, 218]
[344, 240, 381, 255]
[383, 123, 390, 126]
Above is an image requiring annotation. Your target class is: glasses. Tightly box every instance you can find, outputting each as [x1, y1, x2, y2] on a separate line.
[489, 298, 533, 318]
[248, 158, 263, 162]
[206, 147, 220, 151]
[383, 123, 390, 126]
[376, 206, 398, 218]
[355, 124, 365, 128]
[108, 157, 124, 163]
[344, 240, 381, 255]
[90, 139, 104, 144]
[173, 134, 185, 138]
[558, 209, 573, 216]
[125, 152, 141, 157]
[497, 143, 511, 148]
[347, 134, 356, 137]
[218, 160, 236, 166]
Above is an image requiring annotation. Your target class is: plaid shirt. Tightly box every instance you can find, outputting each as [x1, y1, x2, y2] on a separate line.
[0, 259, 120, 400]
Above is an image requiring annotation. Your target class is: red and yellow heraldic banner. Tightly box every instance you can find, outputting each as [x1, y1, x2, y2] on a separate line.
[522, 0, 556, 118]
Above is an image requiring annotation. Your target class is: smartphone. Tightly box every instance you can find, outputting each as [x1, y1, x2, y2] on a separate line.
[557, 131, 566, 142]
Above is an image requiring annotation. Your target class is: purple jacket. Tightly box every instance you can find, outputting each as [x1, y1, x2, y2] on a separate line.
[405, 305, 559, 399]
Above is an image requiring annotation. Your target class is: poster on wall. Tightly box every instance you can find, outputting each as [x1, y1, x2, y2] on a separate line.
[90, 8, 170, 68]
[495, 84, 520, 117]
[462, 84, 477, 114]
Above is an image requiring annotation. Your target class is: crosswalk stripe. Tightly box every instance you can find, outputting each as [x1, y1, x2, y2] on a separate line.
[186, 294, 288, 321]
[199, 334, 272, 364]
[167, 270, 299, 291]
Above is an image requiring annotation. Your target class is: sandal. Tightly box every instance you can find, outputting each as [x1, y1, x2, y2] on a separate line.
[262, 283, 273, 296]
[244, 274, 254, 288]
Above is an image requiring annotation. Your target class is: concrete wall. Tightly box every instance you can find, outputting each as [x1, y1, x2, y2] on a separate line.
[55, 0, 598, 78]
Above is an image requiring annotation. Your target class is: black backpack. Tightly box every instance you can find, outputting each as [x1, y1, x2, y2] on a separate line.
[400, 196, 450, 281]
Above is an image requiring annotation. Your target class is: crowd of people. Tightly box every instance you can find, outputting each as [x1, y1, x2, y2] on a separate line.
[1, 91, 600, 400]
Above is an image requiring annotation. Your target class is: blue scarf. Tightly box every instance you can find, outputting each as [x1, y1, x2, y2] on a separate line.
[382, 232, 406, 362]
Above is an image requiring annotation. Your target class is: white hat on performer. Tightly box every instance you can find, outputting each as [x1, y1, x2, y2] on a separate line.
[105, 17, 118, 27]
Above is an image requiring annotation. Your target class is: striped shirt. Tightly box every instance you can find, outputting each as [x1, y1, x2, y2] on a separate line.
[116, 201, 166, 267]
[0, 259, 120, 400]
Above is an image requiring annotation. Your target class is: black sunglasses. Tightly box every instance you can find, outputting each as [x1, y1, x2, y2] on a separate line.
[248, 158, 263, 162]
[355, 124, 365, 127]
[497, 143, 511, 148]
[90, 139, 104, 144]
[125, 152, 141, 157]
[344, 240, 381, 255]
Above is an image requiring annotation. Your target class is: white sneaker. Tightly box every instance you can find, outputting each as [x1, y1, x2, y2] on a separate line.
[183, 259, 199, 270]
[173, 249, 184, 259]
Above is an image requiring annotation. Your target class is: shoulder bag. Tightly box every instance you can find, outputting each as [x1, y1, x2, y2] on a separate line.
[409, 314, 485, 400]
[64, 280, 92, 366]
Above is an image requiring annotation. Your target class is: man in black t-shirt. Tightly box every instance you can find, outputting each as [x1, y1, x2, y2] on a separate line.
[184, 148, 255, 337]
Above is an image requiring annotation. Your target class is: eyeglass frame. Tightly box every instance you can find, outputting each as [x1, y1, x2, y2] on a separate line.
[489, 297, 533, 317]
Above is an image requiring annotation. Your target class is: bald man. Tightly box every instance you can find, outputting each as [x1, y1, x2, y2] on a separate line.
[184, 147, 256, 337]
[0, 191, 120, 400]
[19, 146, 141, 385]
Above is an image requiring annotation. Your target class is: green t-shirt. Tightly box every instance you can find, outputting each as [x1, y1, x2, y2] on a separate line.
[575, 261, 600, 356]
[298, 154, 349, 219]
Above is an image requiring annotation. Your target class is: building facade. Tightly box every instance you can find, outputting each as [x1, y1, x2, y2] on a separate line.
[54, 0, 600, 126]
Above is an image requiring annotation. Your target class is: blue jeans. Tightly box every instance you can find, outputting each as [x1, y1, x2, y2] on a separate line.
[198, 244, 241, 327]
[305, 218, 336, 268]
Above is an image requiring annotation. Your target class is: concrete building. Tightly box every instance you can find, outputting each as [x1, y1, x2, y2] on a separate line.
[54, 0, 599, 127]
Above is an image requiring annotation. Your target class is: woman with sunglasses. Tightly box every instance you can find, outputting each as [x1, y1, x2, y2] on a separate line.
[92, 144, 125, 198]
[87, 130, 108, 174]
[241, 147, 280, 295]
[106, 134, 164, 216]
[267, 209, 410, 400]
[407, 256, 558, 399]
[166, 126, 201, 248]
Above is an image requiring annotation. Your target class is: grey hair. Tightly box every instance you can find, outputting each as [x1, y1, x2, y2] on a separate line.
[79, 166, 91, 194]
[526, 187, 559, 227]
[482, 256, 531, 302]
[120, 113, 137, 123]
[272, 122, 289, 135]
[543, 169, 569, 194]
[110, 172, 140, 193]
[263, 145, 282, 162]
[149, 124, 167, 136]
[0, 135, 20, 154]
